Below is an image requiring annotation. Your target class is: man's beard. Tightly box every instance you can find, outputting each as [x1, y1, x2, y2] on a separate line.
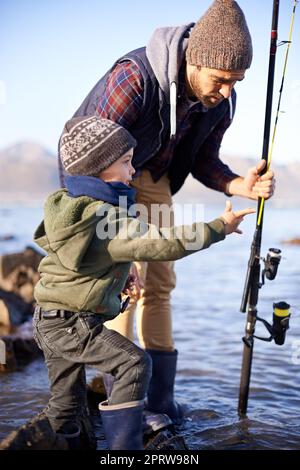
[189, 70, 224, 108]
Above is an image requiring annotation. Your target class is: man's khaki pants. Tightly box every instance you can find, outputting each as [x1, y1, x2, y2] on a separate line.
[105, 170, 176, 351]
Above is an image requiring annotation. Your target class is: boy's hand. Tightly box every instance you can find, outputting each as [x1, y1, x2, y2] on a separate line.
[122, 264, 145, 301]
[122, 274, 136, 295]
[220, 201, 256, 235]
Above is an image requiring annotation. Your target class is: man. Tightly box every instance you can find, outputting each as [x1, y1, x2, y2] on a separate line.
[59, 0, 275, 425]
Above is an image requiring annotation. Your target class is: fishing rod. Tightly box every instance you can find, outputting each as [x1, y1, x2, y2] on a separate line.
[238, 0, 297, 418]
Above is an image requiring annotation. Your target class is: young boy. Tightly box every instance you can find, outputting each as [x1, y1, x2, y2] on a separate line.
[33, 116, 254, 450]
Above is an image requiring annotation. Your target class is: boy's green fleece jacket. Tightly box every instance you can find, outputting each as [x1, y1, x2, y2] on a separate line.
[34, 189, 226, 318]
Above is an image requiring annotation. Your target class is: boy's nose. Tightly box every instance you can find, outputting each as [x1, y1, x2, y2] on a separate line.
[130, 165, 136, 176]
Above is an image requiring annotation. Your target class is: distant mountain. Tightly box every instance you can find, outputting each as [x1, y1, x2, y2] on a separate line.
[0, 142, 60, 202]
[0, 142, 299, 206]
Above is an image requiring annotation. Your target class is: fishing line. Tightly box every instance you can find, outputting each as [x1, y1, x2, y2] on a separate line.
[257, 0, 298, 226]
[238, 0, 298, 417]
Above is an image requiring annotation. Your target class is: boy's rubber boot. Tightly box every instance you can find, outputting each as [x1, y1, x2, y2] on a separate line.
[56, 422, 81, 450]
[145, 349, 183, 423]
[99, 400, 144, 450]
[102, 372, 172, 434]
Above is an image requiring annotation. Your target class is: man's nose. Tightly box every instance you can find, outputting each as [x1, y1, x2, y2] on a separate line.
[219, 84, 232, 99]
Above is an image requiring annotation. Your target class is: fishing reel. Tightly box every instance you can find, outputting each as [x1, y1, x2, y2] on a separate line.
[259, 248, 282, 287]
[243, 301, 291, 347]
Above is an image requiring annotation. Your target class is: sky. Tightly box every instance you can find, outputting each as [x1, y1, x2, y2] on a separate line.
[0, 0, 299, 164]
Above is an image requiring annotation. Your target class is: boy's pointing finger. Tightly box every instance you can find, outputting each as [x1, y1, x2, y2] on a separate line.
[235, 208, 256, 217]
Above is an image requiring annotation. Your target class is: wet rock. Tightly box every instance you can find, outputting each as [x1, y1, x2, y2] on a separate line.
[0, 246, 43, 329]
[0, 246, 44, 304]
[0, 247, 43, 368]
[0, 321, 42, 373]
[86, 375, 107, 411]
[0, 246, 43, 278]
[0, 411, 68, 450]
[0, 290, 34, 327]
[0, 336, 17, 372]
[0, 403, 97, 450]
[145, 430, 189, 450]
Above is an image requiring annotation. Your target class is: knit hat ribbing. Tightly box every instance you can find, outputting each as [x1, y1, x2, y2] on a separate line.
[186, 0, 253, 71]
[59, 116, 136, 176]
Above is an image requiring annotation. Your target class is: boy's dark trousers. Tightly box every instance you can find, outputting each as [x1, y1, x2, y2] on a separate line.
[33, 306, 151, 434]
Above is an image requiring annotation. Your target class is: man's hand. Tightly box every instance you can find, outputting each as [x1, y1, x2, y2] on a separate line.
[227, 160, 276, 200]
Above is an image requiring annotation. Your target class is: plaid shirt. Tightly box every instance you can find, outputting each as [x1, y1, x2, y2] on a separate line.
[96, 61, 238, 193]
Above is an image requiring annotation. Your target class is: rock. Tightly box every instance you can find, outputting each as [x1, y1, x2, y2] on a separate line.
[0, 405, 96, 450]
[0, 411, 68, 450]
[0, 336, 18, 372]
[0, 289, 34, 327]
[88, 375, 107, 396]
[0, 321, 42, 373]
[0, 246, 43, 278]
[145, 429, 189, 450]
[0, 246, 43, 329]
[0, 246, 43, 304]
[86, 374, 107, 409]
